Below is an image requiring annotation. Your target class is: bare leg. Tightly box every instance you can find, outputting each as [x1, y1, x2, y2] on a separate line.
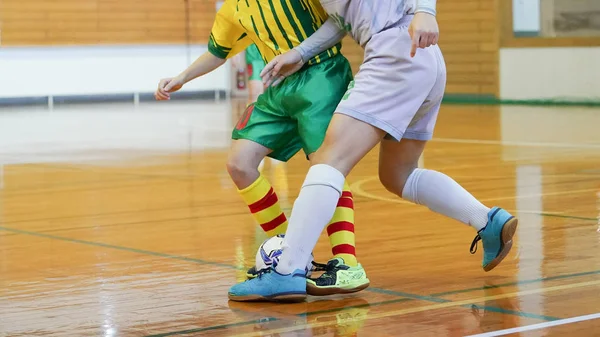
[277, 113, 385, 274]
[226, 139, 270, 189]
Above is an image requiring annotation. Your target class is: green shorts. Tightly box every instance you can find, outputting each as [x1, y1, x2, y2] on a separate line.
[245, 44, 265, 82]
[232, 54, 353, 162]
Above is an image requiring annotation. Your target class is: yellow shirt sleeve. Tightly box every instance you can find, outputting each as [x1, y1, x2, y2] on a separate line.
[208, 0, 252, 59]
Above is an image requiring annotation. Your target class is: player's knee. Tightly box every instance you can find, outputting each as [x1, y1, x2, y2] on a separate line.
[378, 166, 416, 197]
[226, 155, 257, 187]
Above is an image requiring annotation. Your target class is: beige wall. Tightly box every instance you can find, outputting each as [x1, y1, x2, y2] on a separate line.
[1, 0, 501, 96]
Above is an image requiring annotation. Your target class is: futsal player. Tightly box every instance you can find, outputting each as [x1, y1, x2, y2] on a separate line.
[154, 0, 369, 295]
[228, 0, 519, 302]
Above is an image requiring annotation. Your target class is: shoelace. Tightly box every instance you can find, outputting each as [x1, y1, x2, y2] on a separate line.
[470, 234, 481, 254]
[311, 261, 330, 272]
[256, 268, 272, 279]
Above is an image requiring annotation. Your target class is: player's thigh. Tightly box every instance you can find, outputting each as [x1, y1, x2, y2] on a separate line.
[228, 138, 271, 170]
[378, 138, 427, 191]
[336, 26, 441, 142]
[247, 80, 264, 102]
[232, 99, 301, 162]
[291, 54, 354, 158]
[312, 113, 385, 176]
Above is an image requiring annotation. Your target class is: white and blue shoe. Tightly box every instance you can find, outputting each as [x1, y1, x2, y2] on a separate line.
[470, 207, 518, 272]
[228, 267, 307, 302]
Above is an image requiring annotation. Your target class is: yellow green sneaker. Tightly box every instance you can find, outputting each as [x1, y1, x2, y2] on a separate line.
[306, 258, 370, 296]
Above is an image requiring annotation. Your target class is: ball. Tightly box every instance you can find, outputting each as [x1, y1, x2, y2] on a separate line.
[255, 234, 313, 277]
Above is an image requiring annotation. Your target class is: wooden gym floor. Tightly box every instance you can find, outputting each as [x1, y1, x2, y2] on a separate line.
[1, 101, 600, 336]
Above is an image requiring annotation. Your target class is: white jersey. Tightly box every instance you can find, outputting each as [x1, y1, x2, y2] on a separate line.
[322, 0, 415, 47]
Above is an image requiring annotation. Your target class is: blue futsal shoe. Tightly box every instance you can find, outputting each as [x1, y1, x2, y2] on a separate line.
[228, 267, 307, 302]
[470, 207, 519, 272]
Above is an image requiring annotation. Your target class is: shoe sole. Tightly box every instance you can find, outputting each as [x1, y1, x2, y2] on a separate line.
[306, 280, 370, 296]
[483, 217, 518, 272]
[228, 293, 306, 302]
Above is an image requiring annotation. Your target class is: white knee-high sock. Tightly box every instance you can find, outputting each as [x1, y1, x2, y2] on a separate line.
[402, 168, 490, 231]
[276, 164, 345, 274]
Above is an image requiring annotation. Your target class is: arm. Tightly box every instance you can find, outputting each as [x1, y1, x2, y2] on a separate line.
[415, 0, 437, 16]
[155, 0, 249, 100]
[179, 52, 227, 84]
[293, 17, 347, 63]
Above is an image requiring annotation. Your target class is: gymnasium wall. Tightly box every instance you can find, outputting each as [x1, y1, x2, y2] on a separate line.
[0, 0, 228, 100]
[498, 0, 600, 102]
[500, 47, 600, 101]
[0, 0, 215, 45]
[0, 0, 503, 101]
[332, 0, 501, 96]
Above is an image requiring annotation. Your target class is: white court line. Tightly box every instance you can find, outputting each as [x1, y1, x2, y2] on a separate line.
[432, 137, 600, 149]
[465, 312, 600, 337]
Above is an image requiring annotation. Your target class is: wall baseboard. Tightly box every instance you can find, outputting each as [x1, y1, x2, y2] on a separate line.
[443, 94, 600, 107]
[2, 92, 599, 108]
[0, 90, 228, 108]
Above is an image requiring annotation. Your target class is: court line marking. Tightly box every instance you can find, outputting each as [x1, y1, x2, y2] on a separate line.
[465, 312, 600, 337]
[0, 225, 239, 270]
[144, 298, 411, 337]
[351, 177, 599, 205]
[431, 269, 600, 297]
[0, 224, 562, 336]
[431, 137, 600, 150]
[228, 279, 600, 337]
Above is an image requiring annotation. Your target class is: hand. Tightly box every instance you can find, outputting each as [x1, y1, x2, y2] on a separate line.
[230, 52, 245, 71]
[154, 75, 186, 100]
[408, 12, 439, 58]
[260, 49, 305, 87]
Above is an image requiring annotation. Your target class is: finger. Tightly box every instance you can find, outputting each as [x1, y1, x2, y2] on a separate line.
[262, 68, 275, 86]
[271, 75, 285, 87]
[265, 73, 279, 87]
[154, 92, 165, 101]
[272, 60, 285, 75]
[155, 91, 169, 100]
[426, 34, 436, 47]
[260, 60, 277, 79]
[419, 32, 428, 49]
[158, 79, 169, 89]
[164, 81, 178, 92]
[432, 33, 439, 45]
[410, 31, 420, 57]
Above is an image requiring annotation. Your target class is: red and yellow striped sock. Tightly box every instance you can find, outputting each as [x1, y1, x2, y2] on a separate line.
[238, 174, 288, 237]
[326, 181, 358, 267]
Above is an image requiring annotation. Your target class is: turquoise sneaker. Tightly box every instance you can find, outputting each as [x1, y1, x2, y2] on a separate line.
[470, 207, 518, 272]
[228, 267, 307, 302]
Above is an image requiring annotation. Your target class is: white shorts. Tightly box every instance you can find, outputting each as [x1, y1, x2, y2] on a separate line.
[336, 15, 447, 141]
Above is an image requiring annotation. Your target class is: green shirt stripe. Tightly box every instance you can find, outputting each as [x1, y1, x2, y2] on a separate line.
[255, 0, 279, 51]
[289, 0, 316, 38]
[208, 33, 232, 59]
[280, 1, 305, 42]
[250, 16, 261, 41]
[267, 0, 294, 50]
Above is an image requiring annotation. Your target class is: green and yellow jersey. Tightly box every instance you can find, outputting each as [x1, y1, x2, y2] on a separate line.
[208, 0, 342, 66]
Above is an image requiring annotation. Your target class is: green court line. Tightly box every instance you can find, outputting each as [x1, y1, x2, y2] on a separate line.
[538, 213, 598, 222]
[442, 94, 600, 107]
[0, 223, 567, 337]
[365, 288, 559, 322]
[145, 298, 411, 337]
[145, 317, 279, 337]
[0, 225, 238, 270]
[145, 296, 557, 337]
[431, 269, 600, 297]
